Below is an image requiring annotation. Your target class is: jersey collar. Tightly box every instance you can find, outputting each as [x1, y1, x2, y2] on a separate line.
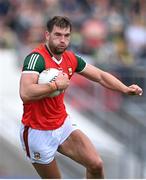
[45, 44, 62, 64]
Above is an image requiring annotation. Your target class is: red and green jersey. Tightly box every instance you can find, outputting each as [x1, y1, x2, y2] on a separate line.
[21, 44, 86, 130]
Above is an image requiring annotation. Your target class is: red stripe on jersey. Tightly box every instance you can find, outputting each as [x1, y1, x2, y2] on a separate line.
[23, 126, 30, 158]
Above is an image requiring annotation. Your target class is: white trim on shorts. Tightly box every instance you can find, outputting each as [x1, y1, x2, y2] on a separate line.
[20, 116, 78, 164]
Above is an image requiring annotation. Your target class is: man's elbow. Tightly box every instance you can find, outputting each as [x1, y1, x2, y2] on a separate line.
[20, 92, 32, 102]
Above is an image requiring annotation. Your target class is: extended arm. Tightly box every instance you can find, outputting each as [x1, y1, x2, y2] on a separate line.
[80, 64, 143, 95]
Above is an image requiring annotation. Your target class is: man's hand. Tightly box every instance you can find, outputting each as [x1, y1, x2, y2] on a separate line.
[126, 84, 143, 96]
[55, 72, 70, 90]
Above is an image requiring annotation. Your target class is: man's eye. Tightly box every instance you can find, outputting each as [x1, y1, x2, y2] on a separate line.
[55, 34, 60, 36]
[65, 34, 70, 38]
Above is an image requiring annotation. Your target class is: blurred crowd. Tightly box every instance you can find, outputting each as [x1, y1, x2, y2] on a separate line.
[0, 0, 146, 86]
[0, 0, 146, 68]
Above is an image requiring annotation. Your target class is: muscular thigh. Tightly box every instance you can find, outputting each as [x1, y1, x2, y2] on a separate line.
[58, 130, 101, 167]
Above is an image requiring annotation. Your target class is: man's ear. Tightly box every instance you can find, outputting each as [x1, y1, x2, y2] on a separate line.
[45, 31, 50, 41]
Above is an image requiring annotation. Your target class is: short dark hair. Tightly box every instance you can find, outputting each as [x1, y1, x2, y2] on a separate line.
[47, 16, 72, 32]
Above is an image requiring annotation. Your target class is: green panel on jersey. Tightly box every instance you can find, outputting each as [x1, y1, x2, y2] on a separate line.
[75, 55, 86, 72]
[23, 53, 45, 73]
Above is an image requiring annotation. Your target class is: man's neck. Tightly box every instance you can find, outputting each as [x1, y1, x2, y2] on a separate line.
[45, 44, 62, 61]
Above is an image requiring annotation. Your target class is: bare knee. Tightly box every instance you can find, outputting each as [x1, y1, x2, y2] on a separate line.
[87, 158, 104, 175]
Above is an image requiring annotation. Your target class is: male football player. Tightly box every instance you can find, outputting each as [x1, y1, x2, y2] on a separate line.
[19, 16, 143, 179]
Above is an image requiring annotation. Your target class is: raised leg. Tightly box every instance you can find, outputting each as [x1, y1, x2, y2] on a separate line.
[58, 129, 104, 179]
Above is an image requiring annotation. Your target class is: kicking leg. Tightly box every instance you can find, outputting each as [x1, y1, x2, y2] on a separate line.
[32, 159, 61, 179]
[58, 129, 104, 179]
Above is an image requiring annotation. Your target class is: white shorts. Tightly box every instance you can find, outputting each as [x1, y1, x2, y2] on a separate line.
[20, 116, 78, 164]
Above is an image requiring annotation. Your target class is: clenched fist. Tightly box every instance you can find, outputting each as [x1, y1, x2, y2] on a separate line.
[126, 84, 143, 96]
[55, 72, 70, 90]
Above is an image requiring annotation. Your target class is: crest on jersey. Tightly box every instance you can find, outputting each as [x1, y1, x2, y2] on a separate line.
[68, 67, 73, 75]
[34, 152, 41, 160]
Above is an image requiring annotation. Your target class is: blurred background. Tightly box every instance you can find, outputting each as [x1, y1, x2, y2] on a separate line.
[0, 0, 146, 178]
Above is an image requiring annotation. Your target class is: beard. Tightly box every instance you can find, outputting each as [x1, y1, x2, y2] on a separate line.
[49, 42, 68, 55]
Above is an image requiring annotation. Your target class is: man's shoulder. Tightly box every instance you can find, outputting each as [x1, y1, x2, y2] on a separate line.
[25, 44, 45, 59]
[22, 48, 45, 73]
[63, 50, 76, 58]
[36, 43, 45, 50]
[31, 44, 45, 54]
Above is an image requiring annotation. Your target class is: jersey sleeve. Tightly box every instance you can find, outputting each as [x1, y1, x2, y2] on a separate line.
[75, 55, 86, 72]
[22, 53, 45, 74]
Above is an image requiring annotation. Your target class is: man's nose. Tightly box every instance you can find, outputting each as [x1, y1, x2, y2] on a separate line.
[60, 36, 65, 42]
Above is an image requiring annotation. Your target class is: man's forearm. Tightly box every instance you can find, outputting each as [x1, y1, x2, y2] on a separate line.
[20, 82, 57, 102]
[99, 71, 128, 93]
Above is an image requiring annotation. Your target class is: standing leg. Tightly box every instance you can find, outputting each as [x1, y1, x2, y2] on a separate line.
[58, 129, 104, 179]
[32, 159, 61, 179]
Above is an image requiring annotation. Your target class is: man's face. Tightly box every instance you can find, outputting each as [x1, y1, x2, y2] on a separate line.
[46, 25, 71, 55]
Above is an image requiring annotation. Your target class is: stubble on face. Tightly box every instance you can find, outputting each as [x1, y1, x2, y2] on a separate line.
[48, 39, 68, 55]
